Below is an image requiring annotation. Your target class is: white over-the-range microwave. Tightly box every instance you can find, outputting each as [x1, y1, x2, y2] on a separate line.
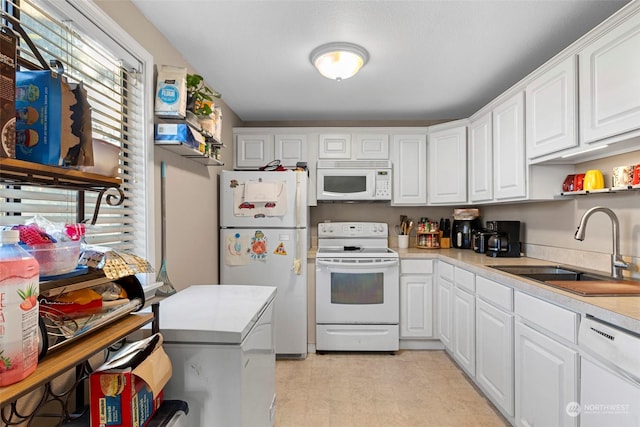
[316, 160, 392, 201]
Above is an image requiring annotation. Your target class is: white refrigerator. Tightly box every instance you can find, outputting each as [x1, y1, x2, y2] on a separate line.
[219, 170, 308, 357]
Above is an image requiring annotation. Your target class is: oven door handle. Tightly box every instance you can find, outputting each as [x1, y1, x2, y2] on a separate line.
[316, 259, 399, 268]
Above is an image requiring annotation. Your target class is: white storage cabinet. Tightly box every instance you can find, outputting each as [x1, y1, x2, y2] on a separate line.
[525, 55, 578, 160]
[468, 112, 493, 203]
[427, 120, 468, 204]
[436, 261, 454, 350]
[475, 276, 515, 420]
[391, 133, 427, 205]
[400, 259, 435, 341]
[451, 266, 476, 377]
[514, 291, 578, 427]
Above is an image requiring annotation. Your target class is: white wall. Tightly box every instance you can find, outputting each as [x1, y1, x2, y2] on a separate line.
[96, 0, 240, 291]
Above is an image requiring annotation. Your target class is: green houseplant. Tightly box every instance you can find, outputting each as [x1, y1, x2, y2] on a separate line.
[186, 73, 221, 116]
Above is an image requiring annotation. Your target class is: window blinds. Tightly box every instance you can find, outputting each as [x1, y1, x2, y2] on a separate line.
[0, 0, 147, 252]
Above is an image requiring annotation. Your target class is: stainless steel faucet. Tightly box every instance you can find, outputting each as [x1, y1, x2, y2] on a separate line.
[574, 206, 629, 279]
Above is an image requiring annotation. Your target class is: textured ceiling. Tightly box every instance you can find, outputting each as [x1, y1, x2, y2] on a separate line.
[131, 0, 630, 122]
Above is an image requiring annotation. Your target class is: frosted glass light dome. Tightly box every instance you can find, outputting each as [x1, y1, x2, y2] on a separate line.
[310, 42, 369, 81]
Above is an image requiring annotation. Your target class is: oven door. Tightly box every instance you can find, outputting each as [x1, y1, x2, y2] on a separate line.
[315, 257, 399, 324]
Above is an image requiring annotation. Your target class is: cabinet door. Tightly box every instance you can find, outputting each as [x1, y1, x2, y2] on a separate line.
[391, 134, 427, 205]
[526, 56, 578, 159]
[275, 134, 307, 167]
[579, 11, 640, 144]
[493, 92, 526, 200]
[469, 112, 493, 202]
[354, 134, 389, 159]
[427, 124, 467, 204]
[453, 286, 475, 377]
[235, 134, 274, 169]
[436, 275, 454, 350]
[400, 274, 434, 339]
[515, 321, 578, 427]
[476, 298, 514, 417]
[318, 134, 351, 159]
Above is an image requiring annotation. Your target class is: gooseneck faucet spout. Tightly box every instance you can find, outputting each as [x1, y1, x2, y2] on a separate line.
[574, 206, 629, 279]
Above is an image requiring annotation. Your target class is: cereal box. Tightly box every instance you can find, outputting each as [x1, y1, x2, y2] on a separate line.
[0, 28, 16, 158]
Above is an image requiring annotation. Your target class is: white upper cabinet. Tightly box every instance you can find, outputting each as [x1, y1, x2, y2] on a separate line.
[469, 112, 493, 203]
[275, 134, 307, 167]
[318, 134, 351, 159]
[579, 9, 640, 145]
[391, 134, 427, 205]
[319, 133, 389, 160]
[234, 130, 307, 169]
[427, 121, 468, 205]
[354, 134, 390, 159]
[493, 92, 526, 200]
[234, 133, 274, 169]
[525, 56, 578, 159]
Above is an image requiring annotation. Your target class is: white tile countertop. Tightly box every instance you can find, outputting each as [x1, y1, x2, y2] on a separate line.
[308, 247, 640, 334]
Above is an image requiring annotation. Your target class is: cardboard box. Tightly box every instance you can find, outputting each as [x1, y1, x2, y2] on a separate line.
[154, 122, 205, 154]
[90, 336, 172, 427]
[14, 70, 93, 166]
[0, 28, 16, 158]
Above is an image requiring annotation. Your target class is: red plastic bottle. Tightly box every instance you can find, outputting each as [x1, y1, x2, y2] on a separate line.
[0, 229, 39, 386]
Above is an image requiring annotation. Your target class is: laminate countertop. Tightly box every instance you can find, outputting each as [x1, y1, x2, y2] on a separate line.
[309, 247, 640, 335]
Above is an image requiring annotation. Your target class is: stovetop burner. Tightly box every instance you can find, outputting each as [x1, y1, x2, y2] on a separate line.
[316, 222, 397, 259]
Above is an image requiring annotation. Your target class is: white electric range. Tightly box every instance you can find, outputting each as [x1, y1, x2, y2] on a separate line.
[315, 222, 399, 352]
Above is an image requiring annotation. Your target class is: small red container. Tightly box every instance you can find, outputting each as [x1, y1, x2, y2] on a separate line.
[562, 175, 575, 192]
[633, 165, 640, 186]
[573, 173, 585, 191]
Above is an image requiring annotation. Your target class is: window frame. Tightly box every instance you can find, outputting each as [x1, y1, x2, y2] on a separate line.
[3, 0, 156, 271]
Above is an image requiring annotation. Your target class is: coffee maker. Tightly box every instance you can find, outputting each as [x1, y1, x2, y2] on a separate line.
[485, 220, 521, 257]
[452, 218, 481, 249]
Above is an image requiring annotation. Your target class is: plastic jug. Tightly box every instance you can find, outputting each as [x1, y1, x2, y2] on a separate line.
[0, 229, 39, 386]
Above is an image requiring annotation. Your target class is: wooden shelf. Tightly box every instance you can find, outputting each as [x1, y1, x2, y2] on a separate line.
[416, 231, 441, 249]
[0, 312, 154, 405]
[0, 158, 120, 189]
[0, 158, 124, 224]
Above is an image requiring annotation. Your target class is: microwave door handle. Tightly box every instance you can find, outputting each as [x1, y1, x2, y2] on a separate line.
[316, 259, 399, 268]
[321, 191, 349, 198]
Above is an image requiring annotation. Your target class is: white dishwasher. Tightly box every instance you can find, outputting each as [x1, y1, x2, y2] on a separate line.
[578, 316, 640, 427]
[158, 285, 277, 427]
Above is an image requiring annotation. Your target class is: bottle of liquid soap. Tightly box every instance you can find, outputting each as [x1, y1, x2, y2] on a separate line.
[0, 229, 39, 386]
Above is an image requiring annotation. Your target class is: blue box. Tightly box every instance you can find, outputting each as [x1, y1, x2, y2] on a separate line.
[15, 70, 66, 165]
[154, 123, 204, 153]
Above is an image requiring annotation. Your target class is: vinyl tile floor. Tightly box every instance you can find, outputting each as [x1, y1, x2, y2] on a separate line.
[275, 350, 510, 427]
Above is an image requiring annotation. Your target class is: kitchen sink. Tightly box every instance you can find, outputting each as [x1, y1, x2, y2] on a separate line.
[488, 265, 640, 296]
[490, 265, 609, 283]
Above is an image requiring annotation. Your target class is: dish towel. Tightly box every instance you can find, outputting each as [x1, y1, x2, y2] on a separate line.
[244, 180, 280, 202]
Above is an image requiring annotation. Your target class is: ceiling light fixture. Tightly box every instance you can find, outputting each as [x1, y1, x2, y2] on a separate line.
[310, 42, 369, 81]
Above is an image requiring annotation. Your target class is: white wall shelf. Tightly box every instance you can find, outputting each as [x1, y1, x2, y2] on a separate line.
[557, 184, 640, 197]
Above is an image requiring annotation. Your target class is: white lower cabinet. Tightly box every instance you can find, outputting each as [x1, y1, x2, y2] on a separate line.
[514, 291, 578, 427]
[476, 297, 514, 418]
[436, 261, 454, 350]
[452, 286, 475, 377]
[400, 260, 434, 339]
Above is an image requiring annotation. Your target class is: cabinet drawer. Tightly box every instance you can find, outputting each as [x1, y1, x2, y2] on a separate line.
[438, 261, 454, 281]
[515, 291, 578, 344]
[401, 259, 434, 275]
[476, 276, 513, 312]
[454, 267, 475, 293]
